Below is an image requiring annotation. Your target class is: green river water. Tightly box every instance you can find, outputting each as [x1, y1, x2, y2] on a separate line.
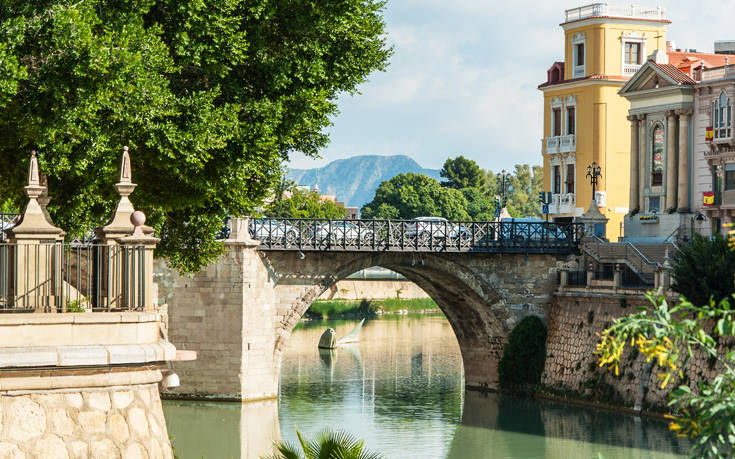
[164, 314, 689, 458]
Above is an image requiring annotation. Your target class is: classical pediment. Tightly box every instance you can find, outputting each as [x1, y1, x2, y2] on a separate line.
[619, 61, 692, 95]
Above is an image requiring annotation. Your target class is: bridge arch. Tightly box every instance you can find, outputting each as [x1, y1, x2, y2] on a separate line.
[263, 250, 557, 391]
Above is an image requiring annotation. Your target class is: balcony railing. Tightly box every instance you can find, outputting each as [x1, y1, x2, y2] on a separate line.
[0, 242, 148, 312]
[549, 193, 576, 215]
[702, 65, 734, 82]
[565, 3, 666, 22]
[546, 135, 576, 154]
[623, 63, 642, 76]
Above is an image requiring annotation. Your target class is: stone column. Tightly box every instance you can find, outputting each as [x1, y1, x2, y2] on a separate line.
[638, 116, 646, 212]
[677, 110, 691, 212]
[628, 115, 640, 211]
[666, 111, 678, 211]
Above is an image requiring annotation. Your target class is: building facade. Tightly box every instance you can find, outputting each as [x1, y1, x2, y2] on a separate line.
[696, 64, 735, 233]
[539, 3, 669, 240]
[619, 48, 730, 241]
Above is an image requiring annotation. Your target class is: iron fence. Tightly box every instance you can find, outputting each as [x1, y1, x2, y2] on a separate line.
[249, 218, 584, 254]
[0, 242, 148, 312]
[564, 270, 587, 286]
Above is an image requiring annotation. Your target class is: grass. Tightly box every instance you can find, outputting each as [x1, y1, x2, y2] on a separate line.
[306, 298, 440, 319]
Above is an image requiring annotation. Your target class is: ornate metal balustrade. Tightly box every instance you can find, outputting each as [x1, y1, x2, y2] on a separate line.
[0, 242, 148, 312]
[249, 218, 584, 254]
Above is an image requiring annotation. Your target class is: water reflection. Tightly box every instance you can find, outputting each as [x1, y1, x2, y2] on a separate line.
[165, 315, 688, 459]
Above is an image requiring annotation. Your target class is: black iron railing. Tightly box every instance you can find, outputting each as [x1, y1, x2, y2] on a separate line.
[0, 242, 148, 312]
[249, 218, 584, 253]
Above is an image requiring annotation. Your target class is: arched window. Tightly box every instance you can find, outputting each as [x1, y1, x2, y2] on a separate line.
[714, 91, 732, 139]
[651, 124, 664, 186]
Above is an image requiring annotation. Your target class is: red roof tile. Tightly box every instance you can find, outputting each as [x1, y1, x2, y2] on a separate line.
[650, 63, 696, 84]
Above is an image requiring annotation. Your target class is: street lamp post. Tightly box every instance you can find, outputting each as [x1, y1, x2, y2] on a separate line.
[586, 162, 602, 203]
[497, 170, 511, 208]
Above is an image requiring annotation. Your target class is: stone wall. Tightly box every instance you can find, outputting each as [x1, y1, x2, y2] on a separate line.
[0, 382, 171, 459]
[541, 292, 723, 412]
[318, 280, 429, 301]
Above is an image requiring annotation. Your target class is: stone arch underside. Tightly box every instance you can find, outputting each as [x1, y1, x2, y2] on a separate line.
[262, 251, 560, 391]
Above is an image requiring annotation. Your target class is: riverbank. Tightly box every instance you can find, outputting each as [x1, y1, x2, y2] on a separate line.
[304, 298, 440, 319]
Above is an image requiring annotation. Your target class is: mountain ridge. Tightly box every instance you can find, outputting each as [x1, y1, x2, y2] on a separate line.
[287, 155, 441, 209]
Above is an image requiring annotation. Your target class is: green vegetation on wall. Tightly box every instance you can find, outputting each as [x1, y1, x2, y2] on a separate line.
[498, 316, 547, 394]
[306, 298, 439, 319]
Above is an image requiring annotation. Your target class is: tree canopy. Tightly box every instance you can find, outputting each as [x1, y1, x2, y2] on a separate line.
[440, 156, 485, 189]
[266, 189, 347, 219]
[360, 173, 470, 220]
[672, 233, 735, 306]
[0, 0, 391, 272]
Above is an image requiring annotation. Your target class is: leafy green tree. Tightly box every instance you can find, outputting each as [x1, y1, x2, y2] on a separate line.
[0, 0, 391, 272]
[360, 173, 469, 220]
[484, 165, 543, 218]
[460, 187, 495, 220]
[440, 156, 485, 189]
[264, 429, 383, 459]
[672, 233, 735, 307]
[266, 189, 347, 219]
[597, 292, 735, 458]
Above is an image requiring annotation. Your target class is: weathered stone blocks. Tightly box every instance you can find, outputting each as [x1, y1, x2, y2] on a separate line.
[0, 384, 171, 458]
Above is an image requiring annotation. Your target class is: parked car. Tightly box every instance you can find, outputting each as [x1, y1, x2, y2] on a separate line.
[315, 221, 374, 244]
[405, 217, 468, 240]
[249, 218, 299, 244]
[499, 217, 569, 241]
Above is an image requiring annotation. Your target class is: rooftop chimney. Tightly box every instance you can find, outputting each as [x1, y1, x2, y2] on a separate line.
[648, 49, 669, 65]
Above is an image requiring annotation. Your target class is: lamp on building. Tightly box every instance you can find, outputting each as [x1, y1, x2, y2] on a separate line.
[586, 162, 602, 202]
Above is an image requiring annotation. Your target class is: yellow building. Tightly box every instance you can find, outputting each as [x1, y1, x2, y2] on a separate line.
[539, 3, 669, 240]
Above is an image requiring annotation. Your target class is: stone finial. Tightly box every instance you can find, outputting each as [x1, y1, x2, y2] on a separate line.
[131, 211, 145, 236]
[28, 151, 40, 187]
[119, 146, 132, 184]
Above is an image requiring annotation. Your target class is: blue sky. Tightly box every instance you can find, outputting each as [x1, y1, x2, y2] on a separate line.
[288, 0, 732, 172]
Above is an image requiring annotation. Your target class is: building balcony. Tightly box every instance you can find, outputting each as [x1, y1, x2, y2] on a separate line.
[549, 193, 576, 215]
[546, 135, 576, 154]
[573, 65, 585, 78]
[564, 3, 666, 23]
[623, 63, 642, 76]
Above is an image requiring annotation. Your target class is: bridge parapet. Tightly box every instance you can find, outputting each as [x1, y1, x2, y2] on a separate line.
[249, 217, 584, 254]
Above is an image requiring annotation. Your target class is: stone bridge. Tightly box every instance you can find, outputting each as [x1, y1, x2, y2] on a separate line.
[156, 218, 579, 401]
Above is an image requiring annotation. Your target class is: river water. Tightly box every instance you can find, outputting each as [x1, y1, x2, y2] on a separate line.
[164, 314, 689, 458]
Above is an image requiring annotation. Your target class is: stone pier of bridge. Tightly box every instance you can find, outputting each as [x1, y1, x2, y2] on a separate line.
[156, 219, 568, 401]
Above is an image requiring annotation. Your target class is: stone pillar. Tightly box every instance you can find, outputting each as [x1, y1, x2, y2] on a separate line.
[118, 212, 160, 311]
[666, 111, 678, 211]
[638, 116, 646, 212]
[614, 263, 622, 289]
[677, 110, 691, 212]
[559, 270, 569, 287]
[628, 115, 640, 211]
[6, 151, 66, 311]
[586, 262, 594, 287]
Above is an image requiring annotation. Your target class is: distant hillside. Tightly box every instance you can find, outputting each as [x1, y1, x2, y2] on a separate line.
[288, 155, 441, 209]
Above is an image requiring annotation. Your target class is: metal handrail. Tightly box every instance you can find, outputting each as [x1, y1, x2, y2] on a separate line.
[248, 217, 584, 254]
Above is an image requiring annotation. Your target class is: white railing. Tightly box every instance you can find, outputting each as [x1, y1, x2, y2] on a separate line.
[549, 194, 561, 214]
[573, 65, 585, 78]
[560, 193, 576, 214]
[623, 63, 642, 76]
[547, 135, 576, 154]
[559, 134, 576, 152]
[546, 136, 560, 154]
[565, 3, 666, 22]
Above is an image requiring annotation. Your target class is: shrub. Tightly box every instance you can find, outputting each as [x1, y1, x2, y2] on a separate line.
[672, 233, 735, 307]
[498, 316, 547, 394]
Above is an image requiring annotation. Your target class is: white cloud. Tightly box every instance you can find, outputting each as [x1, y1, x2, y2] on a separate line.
[289, 0, 735, 171]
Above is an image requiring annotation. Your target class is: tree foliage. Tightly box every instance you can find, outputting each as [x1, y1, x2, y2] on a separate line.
[0, 0, 391, 272]
[266, 189, 347, 219]
[597, 292, 735, 458]
[360, 173, 470, 220]
[264, 428, 383, 459]
[498, 315, 547, 394]
[440, 155, 485, 189]
[484, 165, 543, 218]
[672, 233, 735, 307]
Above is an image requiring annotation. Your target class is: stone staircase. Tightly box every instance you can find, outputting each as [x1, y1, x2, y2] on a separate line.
[581, 235, 676, 286]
